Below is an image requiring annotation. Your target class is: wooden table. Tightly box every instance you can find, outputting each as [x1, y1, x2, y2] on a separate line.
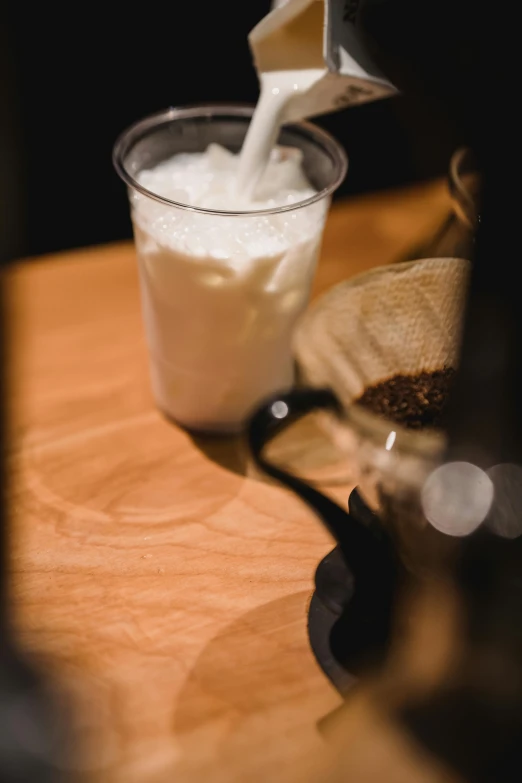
[7, 180, 452, 783]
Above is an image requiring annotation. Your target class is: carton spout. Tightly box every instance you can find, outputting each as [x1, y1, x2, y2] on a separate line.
[251, 0, 397, 122]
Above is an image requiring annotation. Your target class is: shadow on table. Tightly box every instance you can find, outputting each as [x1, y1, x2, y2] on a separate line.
[188, 415, 355, 488]
[170, 590, 336, 780]
[187, 432, 250, 477]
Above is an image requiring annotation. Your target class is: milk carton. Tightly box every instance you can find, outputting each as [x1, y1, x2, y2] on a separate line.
[252, 0, 396, 121]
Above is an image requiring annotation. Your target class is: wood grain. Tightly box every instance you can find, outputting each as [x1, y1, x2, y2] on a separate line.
[6, 180, 453, 782]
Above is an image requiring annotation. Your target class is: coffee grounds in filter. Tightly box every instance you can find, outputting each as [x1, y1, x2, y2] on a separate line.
[354, 367, 456, 430]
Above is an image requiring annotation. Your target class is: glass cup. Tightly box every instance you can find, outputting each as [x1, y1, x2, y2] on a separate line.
[112, 105, 347, 433]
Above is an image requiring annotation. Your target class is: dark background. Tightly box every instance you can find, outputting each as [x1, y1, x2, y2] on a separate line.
[1, 0, 462, 263]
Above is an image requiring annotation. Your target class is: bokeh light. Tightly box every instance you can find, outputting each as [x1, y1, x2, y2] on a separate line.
[421, 461, 494, 537]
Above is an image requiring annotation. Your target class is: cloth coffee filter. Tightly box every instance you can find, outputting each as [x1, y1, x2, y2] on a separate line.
[294, 256, 470, 412]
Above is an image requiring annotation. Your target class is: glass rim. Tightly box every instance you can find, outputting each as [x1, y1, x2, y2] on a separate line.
[112, 103, 348, 217]
[448, 146, 480, 229]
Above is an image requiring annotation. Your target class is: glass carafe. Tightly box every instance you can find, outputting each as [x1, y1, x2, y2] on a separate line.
[248, 256, 471, 582]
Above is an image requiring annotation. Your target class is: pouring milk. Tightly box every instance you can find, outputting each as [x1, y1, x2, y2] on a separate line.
[237, 0, 396, 198]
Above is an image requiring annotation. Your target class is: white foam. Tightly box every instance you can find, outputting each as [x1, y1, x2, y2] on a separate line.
[132, 144, 322, 263]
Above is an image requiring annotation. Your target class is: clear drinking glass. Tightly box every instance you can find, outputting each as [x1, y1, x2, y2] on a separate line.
[112, 105, 347, 433]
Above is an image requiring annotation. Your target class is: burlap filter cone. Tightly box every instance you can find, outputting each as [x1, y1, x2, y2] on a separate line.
[293, 256, 471, 576]
[294, 257, 470, 411]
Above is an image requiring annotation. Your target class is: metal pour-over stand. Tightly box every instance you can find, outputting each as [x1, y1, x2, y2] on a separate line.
[248, 256, 470, 696]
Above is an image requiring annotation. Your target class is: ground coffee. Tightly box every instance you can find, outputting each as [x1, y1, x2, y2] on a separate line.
[354, 367, 456, 430]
